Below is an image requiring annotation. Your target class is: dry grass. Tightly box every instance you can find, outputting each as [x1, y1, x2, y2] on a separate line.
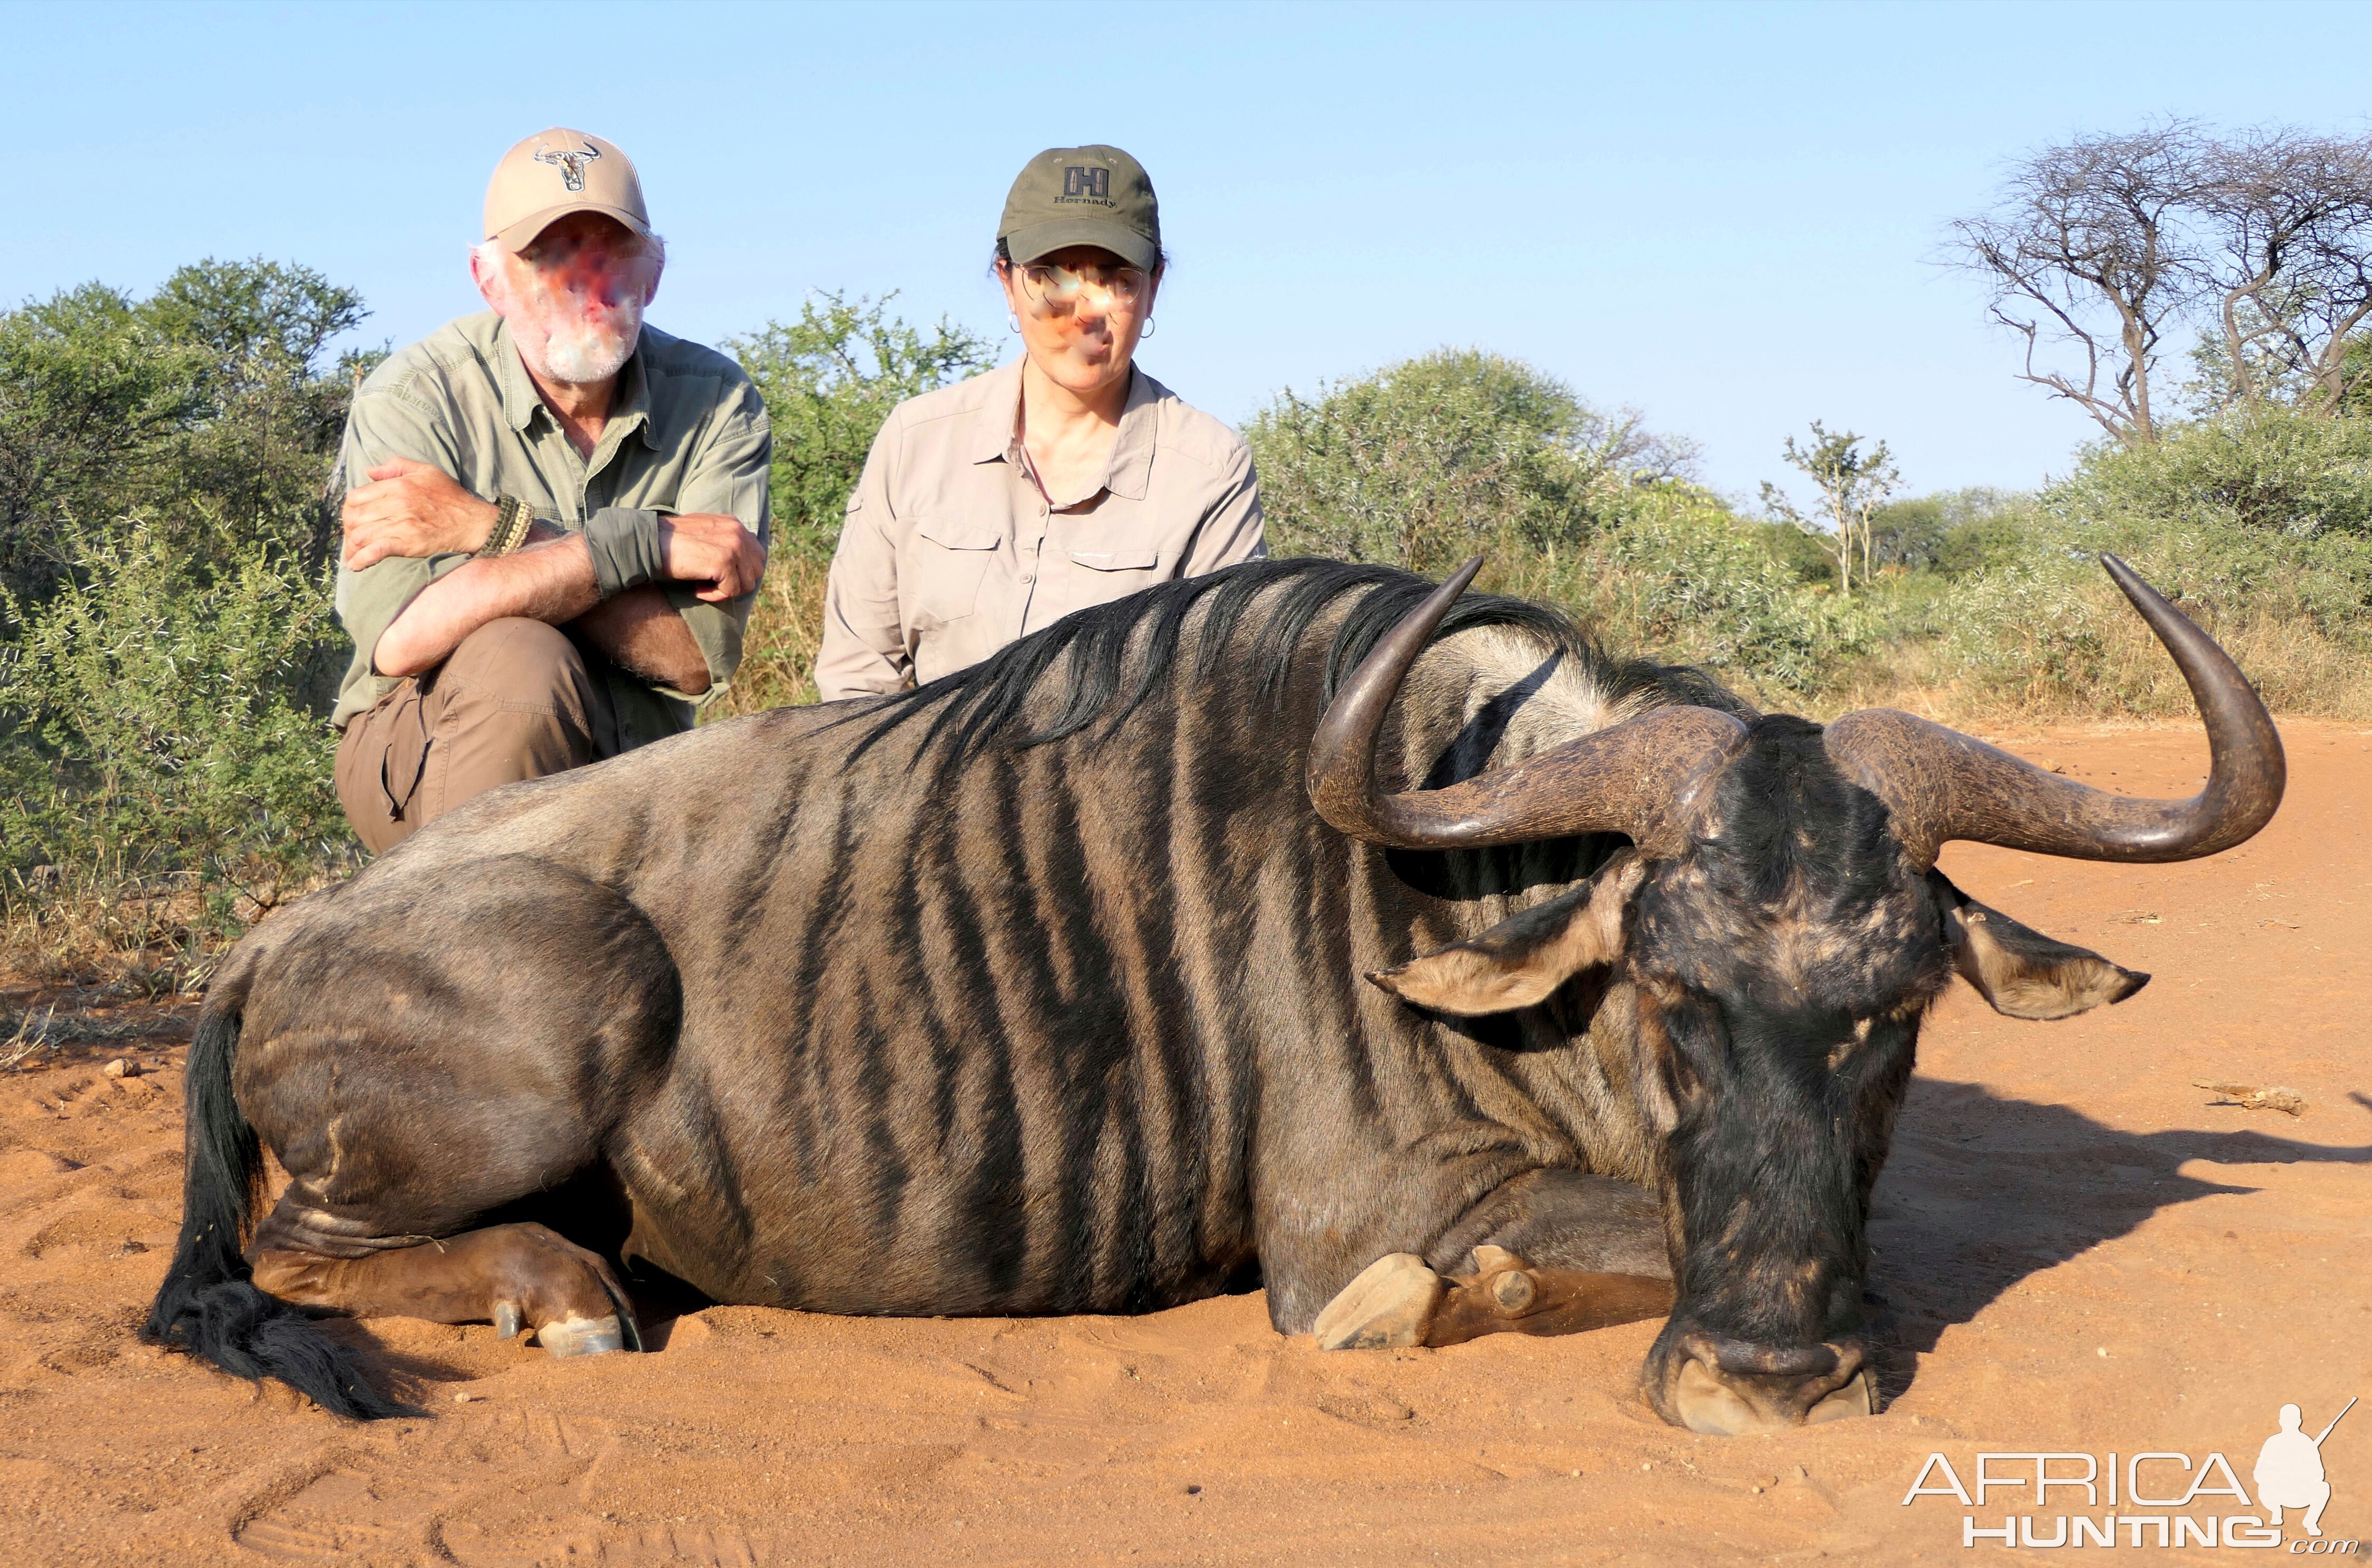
[0, 995, 187, 1071]
[713, 551, 832, 719]
[2091, 602, 2372, 723]
[0, 856, 353, 997]
[1820, 583, 2372, 728]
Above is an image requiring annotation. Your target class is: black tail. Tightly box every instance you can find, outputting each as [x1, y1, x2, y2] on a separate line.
[139, 1003, 411, 1419]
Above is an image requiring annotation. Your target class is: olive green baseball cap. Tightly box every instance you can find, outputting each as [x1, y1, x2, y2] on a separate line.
[998, 145, 1161, 271]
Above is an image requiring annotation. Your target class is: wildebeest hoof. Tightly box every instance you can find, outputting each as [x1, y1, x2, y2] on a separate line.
[492, 1301, 523, 1340]
[1487, 1268, 1536, 1315]
[1808, 1367, 1878, 1425]
[1313, 1253, 1444, 1349]
[1426, 1248, 1676, 1348]
[1463, 1245, 1536, 1315]
[536, 1313, 628, 1358]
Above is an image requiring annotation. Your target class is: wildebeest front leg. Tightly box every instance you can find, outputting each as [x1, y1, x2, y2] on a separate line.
[1311, 1168, 1674, 1352]
[251, 1222, 641, 1356]
[1423, 1168, 1673, 1347]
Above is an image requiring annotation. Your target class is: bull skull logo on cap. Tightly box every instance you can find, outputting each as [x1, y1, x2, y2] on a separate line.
[532, 141, 602, 193]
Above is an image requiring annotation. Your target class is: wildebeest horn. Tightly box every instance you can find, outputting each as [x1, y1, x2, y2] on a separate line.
[1307, 557, 1746, 852]
[1824, 554, 2285, 869]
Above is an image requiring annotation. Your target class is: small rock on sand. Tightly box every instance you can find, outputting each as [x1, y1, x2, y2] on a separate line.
[102, 1059, 139, 1079]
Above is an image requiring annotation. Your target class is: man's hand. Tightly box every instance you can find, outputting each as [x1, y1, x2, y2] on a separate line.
[342, 459, 500, 570]
[659, 513, 767, 602]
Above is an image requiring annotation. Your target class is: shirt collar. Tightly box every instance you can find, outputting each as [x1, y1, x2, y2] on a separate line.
[967, 358, 1160, 501]
[967, 360, 1027, 466]
[493, 316, 657, 451]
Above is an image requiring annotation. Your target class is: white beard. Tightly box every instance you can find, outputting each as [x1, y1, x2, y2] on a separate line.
[495, 252, 645, 385]
[535, 299, 642, 384]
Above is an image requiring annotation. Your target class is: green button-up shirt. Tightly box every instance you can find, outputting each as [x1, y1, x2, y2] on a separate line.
[330, 311, 771, 748]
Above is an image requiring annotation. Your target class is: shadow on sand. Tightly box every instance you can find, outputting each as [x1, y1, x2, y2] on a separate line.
[1863, 1080, 2372, 1405]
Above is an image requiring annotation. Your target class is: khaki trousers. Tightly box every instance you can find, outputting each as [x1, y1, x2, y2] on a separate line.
[333, 617, 618, 854]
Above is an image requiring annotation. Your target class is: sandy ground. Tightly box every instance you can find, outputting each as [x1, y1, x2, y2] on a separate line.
[1, 720, 2366, 1567]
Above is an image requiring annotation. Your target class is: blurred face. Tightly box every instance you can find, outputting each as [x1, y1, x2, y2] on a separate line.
[474, 212, 663, 386]
[996, 245, 1162, 400]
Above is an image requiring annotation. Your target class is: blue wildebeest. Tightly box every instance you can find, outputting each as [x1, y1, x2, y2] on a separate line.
[144, 554, 2281, 1433]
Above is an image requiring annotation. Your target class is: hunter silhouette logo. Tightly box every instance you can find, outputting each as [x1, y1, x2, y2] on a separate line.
[2258, 1397, 2354, 1538]
[1900, 1394, 2359, 1548]
[533, 141, 602, 193]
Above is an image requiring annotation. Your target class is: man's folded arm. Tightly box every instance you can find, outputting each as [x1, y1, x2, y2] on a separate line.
[371, 532, 605, 676]
[357, 375, 771, 696]
[334, 385, 484, 686]
[623, 374, 772, 703]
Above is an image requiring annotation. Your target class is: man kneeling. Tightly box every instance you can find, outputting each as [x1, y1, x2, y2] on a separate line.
[331, 127, 768, 853]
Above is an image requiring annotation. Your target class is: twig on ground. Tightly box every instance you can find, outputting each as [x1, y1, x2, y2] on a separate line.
[2193, 1080, 2309, 1117]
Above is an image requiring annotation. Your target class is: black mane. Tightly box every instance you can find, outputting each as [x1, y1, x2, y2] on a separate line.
[840, 556, 1740, 768]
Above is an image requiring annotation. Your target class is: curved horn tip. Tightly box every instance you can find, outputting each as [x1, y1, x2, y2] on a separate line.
[2098, 552, 2161, 609]
[1441, 554, 1486, 596]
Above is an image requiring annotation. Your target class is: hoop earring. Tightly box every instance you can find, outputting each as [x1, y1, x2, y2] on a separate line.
[1008, 313, 1021, 334]
[1140, 317, 1156, 339]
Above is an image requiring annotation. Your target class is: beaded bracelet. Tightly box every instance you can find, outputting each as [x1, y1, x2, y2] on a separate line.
[477, 494, 532, 558]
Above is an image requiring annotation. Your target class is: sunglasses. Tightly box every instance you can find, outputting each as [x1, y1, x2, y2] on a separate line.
[1013, 261, 1151, 312]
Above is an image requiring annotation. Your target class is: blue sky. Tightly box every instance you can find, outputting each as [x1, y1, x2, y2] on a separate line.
[6, 1, 2370, 502]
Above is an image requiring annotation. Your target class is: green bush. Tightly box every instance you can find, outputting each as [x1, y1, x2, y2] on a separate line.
[1576, 485, 1877, 698]
[0, 259, 369, 606]
[1918, 415, 2372, 714]
[726, 291, 995, 568]
[1869, 487, 2032, 577]
[0, 260, 367, 978]
[2070, 405, 2372, 540]
[1, 518, 353, 935]
[1247, 349, 1696, 572]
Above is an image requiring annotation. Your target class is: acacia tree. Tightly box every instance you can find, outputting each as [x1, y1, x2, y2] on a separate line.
[1947, 123, 2209, 445]
[1759, 422, 1898, 598]
[1949, 122, 2372, 438]
[2195, 128, 2372, 414]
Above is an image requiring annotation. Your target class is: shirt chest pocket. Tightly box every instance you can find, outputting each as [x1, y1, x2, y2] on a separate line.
[1066, 544, 1163, 605]
[908, 516, 1003, 625]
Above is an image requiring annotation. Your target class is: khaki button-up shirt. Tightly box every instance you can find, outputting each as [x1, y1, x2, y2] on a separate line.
[331, 311, 771, 748]
[815, 361, 1264, 700]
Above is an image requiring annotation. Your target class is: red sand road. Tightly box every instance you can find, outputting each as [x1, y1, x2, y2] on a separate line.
[1, 720, 2366, 1566]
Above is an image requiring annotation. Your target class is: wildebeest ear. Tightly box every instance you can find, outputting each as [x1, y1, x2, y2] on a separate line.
[1370, 856, 1644, 1016]
[1929, 872, 2150, 1021]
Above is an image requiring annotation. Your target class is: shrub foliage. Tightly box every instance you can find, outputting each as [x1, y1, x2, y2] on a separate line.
[0, 260, 366, 976]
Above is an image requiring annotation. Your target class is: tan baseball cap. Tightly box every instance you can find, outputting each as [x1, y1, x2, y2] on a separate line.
[482, 129, 651, 253]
